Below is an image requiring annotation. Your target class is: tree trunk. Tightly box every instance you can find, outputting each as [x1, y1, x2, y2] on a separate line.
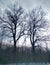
[30, 35, 35, 53]
[13, 32, 16, 51]
[13, 24, 16, 51]
[14, 40, 16, 51]
[32, 43, 35, 53]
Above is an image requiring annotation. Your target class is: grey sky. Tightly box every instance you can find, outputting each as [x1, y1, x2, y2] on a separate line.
[0, 0, 50, 20]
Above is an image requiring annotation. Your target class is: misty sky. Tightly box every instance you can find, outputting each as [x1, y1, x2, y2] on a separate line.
[0, 0, 50, 20]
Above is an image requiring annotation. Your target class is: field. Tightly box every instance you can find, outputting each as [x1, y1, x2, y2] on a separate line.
[0, 46, 50, 64]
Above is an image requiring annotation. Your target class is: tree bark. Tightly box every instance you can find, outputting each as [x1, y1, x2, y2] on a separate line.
[30, 35, 35, 53]
[32, 43, 35, 53]
[13, 24, 16, 51]
[14, 39, 16, 51]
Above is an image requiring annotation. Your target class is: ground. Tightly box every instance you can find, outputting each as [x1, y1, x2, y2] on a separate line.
[0, 46, 50, 64]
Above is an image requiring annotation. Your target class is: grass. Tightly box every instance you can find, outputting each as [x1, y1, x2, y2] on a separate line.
[0, 46, 50, 64]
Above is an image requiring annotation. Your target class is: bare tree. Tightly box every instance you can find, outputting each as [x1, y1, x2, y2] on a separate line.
[28, 7, 47, 52]
[0, 3, 26, 50]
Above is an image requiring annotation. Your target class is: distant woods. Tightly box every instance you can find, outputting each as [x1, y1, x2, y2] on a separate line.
[0, 2, 49, 52]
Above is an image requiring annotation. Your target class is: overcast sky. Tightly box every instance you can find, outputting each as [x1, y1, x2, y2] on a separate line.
[0, 0, 50, 20]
